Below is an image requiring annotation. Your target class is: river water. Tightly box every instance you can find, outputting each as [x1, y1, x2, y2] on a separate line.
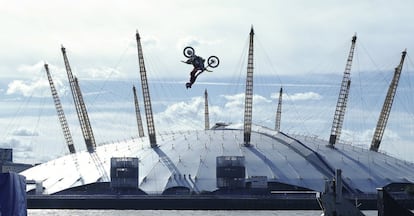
[28, 210, 377, 216]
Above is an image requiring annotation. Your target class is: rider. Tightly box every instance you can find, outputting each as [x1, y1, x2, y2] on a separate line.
[185, 55, 205, 89]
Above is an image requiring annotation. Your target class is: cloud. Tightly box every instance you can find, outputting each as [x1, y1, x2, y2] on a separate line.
[12, 128, 39, 136]
[2, 138, 38, 162]
[157, 97, 204, 123]
[338, 128, 413, 162]
[6, 79, 49, 97]
[6, 62, 69, 98]
[84, 66, 125, 79]
[16, 61, 44, 75]
[142, 36, 160, 48]
[177, 36, 221, 51]
[222, 93, 272, 110]
[271, 91, 322, 101]
[222, 93, 244, 109]
[7, 62, 47, 97]
[154, 92, 273, 131]
[0, 138, 33, 153]
[178, 36, 201, 48]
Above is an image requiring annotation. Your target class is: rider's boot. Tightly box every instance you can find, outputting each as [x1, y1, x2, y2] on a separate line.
[186, 82, 192, 89]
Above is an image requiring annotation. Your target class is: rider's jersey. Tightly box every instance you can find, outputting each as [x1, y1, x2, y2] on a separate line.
[192, 56, 205, 70]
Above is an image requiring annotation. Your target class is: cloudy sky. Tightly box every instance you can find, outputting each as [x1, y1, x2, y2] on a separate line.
[1, 0, 414, 163]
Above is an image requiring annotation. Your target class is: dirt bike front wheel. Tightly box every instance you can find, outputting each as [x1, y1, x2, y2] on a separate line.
[183, 46, 195, 58]
[207, 56, 219, 68]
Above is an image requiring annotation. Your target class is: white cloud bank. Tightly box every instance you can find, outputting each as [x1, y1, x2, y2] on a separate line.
[271, 91, 323, 101]
[12, 128, 39, 137]
[6, 79, 49, 97]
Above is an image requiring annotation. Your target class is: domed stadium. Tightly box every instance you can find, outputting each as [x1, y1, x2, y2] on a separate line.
[21, 28, 414, 210]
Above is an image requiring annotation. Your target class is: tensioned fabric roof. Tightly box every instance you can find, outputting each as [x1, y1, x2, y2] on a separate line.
[21, 124, 414, 195]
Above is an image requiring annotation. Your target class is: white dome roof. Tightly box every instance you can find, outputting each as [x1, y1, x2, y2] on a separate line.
[21, 124, 414, 195]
